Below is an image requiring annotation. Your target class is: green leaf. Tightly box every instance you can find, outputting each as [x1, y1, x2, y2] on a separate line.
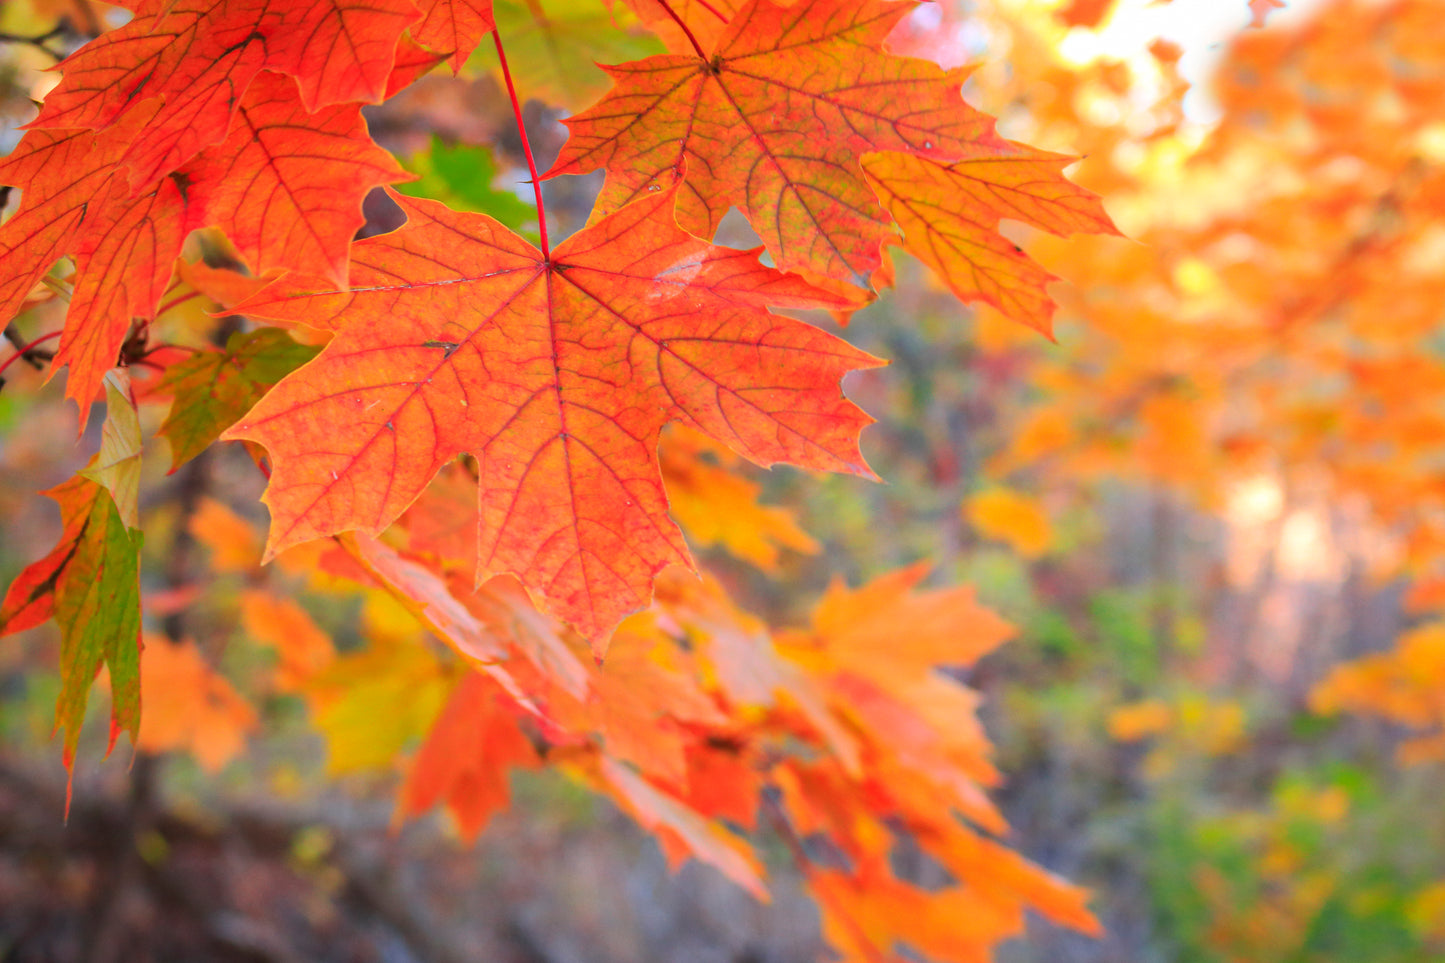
[155, 328, 319, 470]
[0, 473, 143, 769]
[397, 136, 537, 234]
[469, 0, 665, 111]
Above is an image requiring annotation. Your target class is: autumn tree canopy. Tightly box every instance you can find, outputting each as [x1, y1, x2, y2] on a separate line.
[0, 0, 1119, 958]
[8, 0, 1445, 959]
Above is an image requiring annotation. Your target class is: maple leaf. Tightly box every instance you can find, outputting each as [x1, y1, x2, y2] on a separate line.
[681, 740, 761, 828]
[1311, 622, 1445, 763]
[135, 635, 257, 771]
[302, 591, 456, 775]
[32, 0, 422, 183]
[393, 465, 598, 695]
[173, 259, 276, 309]
[240, 589, 337, 692]
[549, 0, 999, 286]
[598, 755, 766, 899]
[775, 565, 1018, 832]
[587, 618, 728, 786]
[396, 670, 539, 839]
[411, 0, 495, 72]
[1, 75, 395, 423]
[189, 496, 264, 572]
[964, 486, 1053, 558]
[616, 0, 741, 56]
[861, 143, 1121, 333]
[932, 824, 1103, 936]
[81, 371, 144, 527]
[0, 473, 143, 771]
[660, 425, 818, 571]
[0, 372, 143, 778]
[340, 534, 510, 670]
[223, 188, 880, 651]
[154, 328, 319, 470]
[780, 564, 1015, 684]
[475, 0, 665, 110]
[648, 568, 862, 770]
[335, 532, 546, 715]
[384, 34, 452, 96]
[182, 71, 411, 286]
[0, 110, 196, 422]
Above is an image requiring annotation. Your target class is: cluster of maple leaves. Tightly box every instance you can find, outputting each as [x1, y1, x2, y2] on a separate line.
[955, 0, 1445, 768]
[0, 0, 1123, 957]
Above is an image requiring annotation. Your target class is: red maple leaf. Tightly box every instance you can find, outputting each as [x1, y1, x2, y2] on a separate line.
[0, 74, 405, 422]
[183, 71, 409, 286]
[223, 189, 880, 651]
[31, 0, 421, 183]
[0, 106, 197, 422]
[397, 670, 539, 839]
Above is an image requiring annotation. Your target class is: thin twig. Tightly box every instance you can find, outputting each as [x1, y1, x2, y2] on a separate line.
[0, 25, 67, 61]
[0, 329, 62, 383]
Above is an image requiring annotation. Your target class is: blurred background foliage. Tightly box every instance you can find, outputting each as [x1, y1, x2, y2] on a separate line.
[4, 0, 1445, 961]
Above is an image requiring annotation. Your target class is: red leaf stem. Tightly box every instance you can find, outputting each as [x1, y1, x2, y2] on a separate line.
[491, 28, 550, 261]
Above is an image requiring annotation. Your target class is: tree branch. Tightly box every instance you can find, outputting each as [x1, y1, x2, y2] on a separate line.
[0, 25, 68, 62]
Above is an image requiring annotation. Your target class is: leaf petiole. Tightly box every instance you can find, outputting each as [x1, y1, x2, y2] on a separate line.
[491, 29, 550, 261]
[652, 0, 709, 59]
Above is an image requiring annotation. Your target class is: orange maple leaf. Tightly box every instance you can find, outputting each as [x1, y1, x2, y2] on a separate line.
[549, 0, 999, 287]
[397, 670, 538, 839]
[224, 188, 881, 651]
[587, 620, 728, 786]
[861, 142, 1120, 334]
[411, 0, 496, 72]
[660, 425, 819, 571]
[189, 496, 264, 572]
[184, 72, 410, 286]
[240, 589, 337, 692]
[136, 636, 258, 772]
[598, 755, 766, 899]
[616, 0, 742, 55]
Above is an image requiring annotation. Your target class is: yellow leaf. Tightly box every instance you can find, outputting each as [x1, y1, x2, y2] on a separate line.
[964, 488, 1054, 558]
[1106, 699, 1173, 742]
[1408, 881, 1445, 939]
[305, 630, 452, 775]
[661, 425, 818, 571]
[79, 370, 142, 528]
